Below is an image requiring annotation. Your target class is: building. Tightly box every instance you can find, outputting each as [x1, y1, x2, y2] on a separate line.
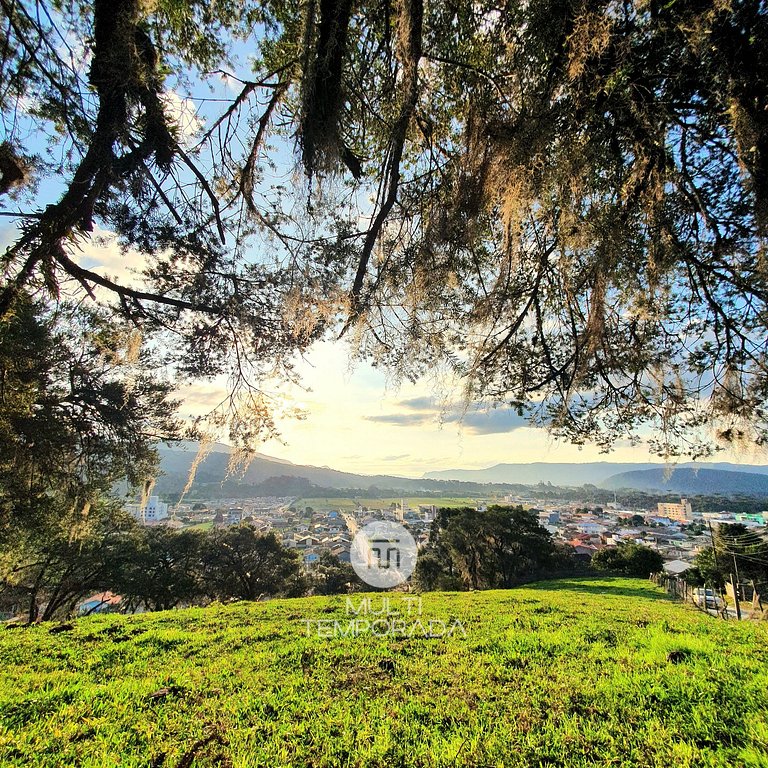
[576, 522, 608, 535]
[657, 498, 692, 522]
[304, 551, 320, 566]
[539, 511, 560, 525]
[126, 495, 169, 523]
[78, 591, 122, 615]
[419, 505, 438, 523]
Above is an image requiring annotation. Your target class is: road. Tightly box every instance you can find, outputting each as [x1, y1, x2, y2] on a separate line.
[342, 512, 358, 537]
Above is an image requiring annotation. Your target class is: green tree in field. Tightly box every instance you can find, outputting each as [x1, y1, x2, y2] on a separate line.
[412, 551, 445, 592]
[111, 527, 206, 612]
[112, 526, 312, 610]
[200, 528, 307, 601]
[687, 546, 726, 591]
[420, 506, 557, 590]
[411, 550, 464, 593]
[311, 551, 360, 595]
[592, 544, 664, 578]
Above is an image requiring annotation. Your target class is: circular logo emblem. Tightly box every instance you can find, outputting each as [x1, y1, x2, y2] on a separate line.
[350, 520, 417, 588]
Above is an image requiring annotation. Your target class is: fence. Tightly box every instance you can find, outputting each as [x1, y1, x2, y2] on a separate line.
[649, 572, 765, 620]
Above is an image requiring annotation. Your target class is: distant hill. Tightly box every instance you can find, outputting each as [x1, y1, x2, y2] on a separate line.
[156, 444, 450, 495]
[155, 446, 768, 497]
[424, 461, 768, 487]
[601, 467, 768, 495]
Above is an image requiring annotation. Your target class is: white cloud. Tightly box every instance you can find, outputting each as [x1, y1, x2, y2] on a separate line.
[74, 228, 146, 289]
[161, 91, 204, 146]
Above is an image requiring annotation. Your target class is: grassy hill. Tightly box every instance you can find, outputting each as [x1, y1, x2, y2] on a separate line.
[1, 578, 767, 767]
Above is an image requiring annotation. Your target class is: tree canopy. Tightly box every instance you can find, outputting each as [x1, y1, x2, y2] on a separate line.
[591, 542, 663, 577]
[414, 505, 561, 590]
[689, 522, 768, 589]
[0, 296, 179, 538]
[1, 0, 767, 456]
[0, 295, 181, 619]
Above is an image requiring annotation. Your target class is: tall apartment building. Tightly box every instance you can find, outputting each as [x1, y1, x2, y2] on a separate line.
[125, 495, 169, 524]
[656, 498, 693, 522]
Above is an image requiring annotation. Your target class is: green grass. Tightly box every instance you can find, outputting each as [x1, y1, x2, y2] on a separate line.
[184, 521, 214, 531]
[297, 496, 484, 511]
[1, 578, 767, 767]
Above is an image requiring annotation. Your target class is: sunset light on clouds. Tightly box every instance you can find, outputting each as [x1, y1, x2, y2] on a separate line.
[177, 339, 738, 477]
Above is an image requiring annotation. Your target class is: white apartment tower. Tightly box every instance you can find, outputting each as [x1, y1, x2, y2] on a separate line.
[126, 495, 169, 524]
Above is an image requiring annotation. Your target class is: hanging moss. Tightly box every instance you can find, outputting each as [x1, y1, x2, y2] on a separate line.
[298, 0, 355, 179]
[0, 142, 27, 195]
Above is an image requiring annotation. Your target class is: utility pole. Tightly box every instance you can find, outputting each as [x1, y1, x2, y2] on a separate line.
[730, 559, 742, 621]
[708, 522, 720, 569]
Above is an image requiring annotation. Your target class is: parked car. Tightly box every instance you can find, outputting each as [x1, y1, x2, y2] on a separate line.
[693, 588, 724, 610]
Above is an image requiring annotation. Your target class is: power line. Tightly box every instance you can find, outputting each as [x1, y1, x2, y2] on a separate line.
[715, 527, 768, 539]
[718, 548, 768, 568]
[717, 541, 768, 554]
[716, 535, 768, 549]
[715, 533, 768, 548]
[715, 528, 768, 539]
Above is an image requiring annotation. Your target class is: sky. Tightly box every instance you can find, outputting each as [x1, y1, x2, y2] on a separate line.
[174, 339, 768, 478]
[4, 28, 767, 480]
[4, 170, 767, 480]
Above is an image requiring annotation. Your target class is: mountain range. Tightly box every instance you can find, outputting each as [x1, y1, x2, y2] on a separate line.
[601, 467, 768, 495]
[156, 442, 446, 495]
[424, 461, 768, 486]
[155, 443, 768, 497]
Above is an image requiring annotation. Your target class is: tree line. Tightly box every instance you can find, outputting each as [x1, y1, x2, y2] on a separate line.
[1, 515, 361, 623]
[412, 505, 662, 591]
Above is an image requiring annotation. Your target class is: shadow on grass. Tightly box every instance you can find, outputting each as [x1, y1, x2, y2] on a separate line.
[526, 577, 670, 601]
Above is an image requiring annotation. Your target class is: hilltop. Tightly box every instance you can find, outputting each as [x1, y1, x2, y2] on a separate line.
[602, 466, 768, 494]
[1, 578, 767, 767]
[156, 443, 445, 495]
